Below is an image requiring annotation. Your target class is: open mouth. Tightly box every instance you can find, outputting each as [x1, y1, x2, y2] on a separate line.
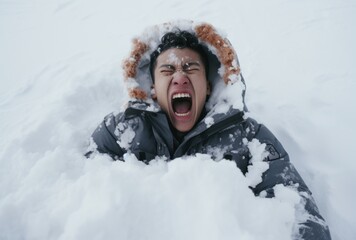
[172, 93, 192, 117]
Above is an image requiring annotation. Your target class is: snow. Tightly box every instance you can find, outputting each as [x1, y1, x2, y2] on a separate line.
[1, 0, 355, 239]
[116, 125, 135, 150]
[244, 138, 269, 188]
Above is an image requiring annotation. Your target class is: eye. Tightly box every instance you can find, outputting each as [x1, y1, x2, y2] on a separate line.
[183, 62, 200, 73]
[160, 65, 175, 75]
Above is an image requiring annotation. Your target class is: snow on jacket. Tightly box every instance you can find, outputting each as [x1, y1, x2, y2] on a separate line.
[88, 20, 331, 240]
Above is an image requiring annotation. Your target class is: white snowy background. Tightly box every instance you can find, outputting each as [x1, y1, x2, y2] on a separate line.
[1, 0, 355, 239]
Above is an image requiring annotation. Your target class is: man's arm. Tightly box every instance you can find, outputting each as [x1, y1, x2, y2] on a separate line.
[251, 123, 331, 240]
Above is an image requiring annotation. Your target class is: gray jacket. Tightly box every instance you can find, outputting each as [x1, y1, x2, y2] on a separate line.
[88, 20, 331, 239]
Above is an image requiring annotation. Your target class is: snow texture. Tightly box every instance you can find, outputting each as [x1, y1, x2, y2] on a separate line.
[1, 0, 356, 240]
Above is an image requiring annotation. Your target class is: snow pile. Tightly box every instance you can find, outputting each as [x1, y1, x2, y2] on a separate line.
[1, 0, 356, 239]
[0, 148, 307, 240]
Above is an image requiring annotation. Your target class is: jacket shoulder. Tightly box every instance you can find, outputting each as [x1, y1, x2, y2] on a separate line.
[88, 111, 136, 159]
[242, 117, 286, 161]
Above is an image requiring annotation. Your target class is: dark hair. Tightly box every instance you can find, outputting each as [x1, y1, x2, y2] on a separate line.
[149, 30, 209, 81]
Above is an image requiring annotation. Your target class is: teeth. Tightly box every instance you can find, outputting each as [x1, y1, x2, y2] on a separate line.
[175, 112, 190, 117]
[172, 93, 191, 99]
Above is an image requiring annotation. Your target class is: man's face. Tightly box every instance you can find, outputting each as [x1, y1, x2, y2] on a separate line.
[152, 48, 210, 132]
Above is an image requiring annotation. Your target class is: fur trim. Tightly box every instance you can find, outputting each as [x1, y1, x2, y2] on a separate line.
[129, 88, 147, 100]
[195, 23, 240, 84]
[122, 38, 148, 99]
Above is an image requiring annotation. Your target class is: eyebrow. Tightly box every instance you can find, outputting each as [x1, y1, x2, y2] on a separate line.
[183, 61, 201, 67]
[158, 61, 201, 69]
[158, 64, 175, 69]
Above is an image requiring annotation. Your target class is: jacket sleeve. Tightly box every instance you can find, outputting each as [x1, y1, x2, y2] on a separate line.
[250, 122, 331, 240]
[86, 113, 125, 160]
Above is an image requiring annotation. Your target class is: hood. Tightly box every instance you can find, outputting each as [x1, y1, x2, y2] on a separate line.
[122, 20, 247, 115]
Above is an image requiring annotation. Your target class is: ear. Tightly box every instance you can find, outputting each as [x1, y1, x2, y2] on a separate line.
[151, 85, 157, 100]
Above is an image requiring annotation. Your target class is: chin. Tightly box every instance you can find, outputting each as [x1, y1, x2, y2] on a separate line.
[174, 124, 194, 133]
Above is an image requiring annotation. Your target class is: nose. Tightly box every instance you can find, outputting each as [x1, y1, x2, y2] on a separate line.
[172, 71, 189, 85]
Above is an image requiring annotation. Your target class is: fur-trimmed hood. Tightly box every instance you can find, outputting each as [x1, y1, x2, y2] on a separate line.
[122, 20, 247, 113]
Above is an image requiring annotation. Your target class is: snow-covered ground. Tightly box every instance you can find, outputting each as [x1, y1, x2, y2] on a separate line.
[1, 0, 355, 239]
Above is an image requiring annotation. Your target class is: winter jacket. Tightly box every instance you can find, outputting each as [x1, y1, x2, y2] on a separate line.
[88, 20, 331, 240]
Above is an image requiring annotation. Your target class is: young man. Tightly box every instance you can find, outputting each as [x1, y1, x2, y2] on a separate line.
[87, 20, 331, 239]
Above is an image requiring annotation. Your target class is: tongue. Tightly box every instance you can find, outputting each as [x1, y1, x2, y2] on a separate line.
[173, 100, 191, 114]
